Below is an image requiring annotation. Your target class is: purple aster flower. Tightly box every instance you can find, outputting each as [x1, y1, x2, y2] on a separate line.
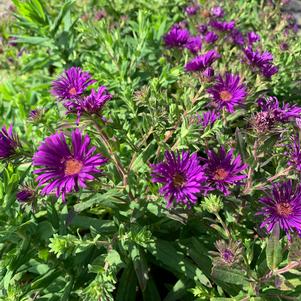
[247, 32, 260, 45]
[150, 151, 207, 207]
[0, 125, 20, 159]
[287, 135, 301, 172]
[244, 48, 273, 68]
[231, 29, 245, 46]
[164, 24, 190, 48]
[51, 67, 96, 101]
[203, 147, 248, 195]
[33, 129, 107, 201]
[185, 4, 200, 16]
[210, 6, 224, 18]
[257, 181, 301, 238]
[64, 86, 112, 117]
[185, 36, 202, 53]
[207, 73, 247, 113]
[202, 67, 215, 78]
[257, 96, 301, 122]
[185, 50, 220, 72]
[204, 31, 219, 44]
[261, 64, 278, 78]
[198, 24, 208, 34]
[210, 20, 235, 32]
[197, 110, 219, 127]
[17, 186, 35, 203]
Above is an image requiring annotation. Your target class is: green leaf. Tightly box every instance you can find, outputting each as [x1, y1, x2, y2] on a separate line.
[130, 244, 149, 292]
[50, 0, 75, 35]
[12, 35, 51, 45]
[115, 262, 137, 301]
[211, 266, 249, 286]
[147, 239, 211, 287]
[266, 224, 282, 271]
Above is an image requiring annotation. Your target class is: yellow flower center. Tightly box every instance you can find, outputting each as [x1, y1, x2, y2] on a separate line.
[213, 168, 228, 180]
[220, 90, 232, 101]
[65, 159, 83, 176]
[173, 173, 186, 188]
[69, 87, 77, 95]
[276, 202, 293, 217]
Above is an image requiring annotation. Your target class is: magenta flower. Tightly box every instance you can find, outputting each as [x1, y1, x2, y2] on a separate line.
[244, 48, 278, 78]
[204, 31, 218, 44]
[231, 29, 244, 46]
[150, 151, 207, 207]
[247, 32, 260, 45]
[210, 20, 235, 32]
[17, 186, 35, 203]
[210, 6, 224, 18]
[198, 24, 208, 34]
[257, 181, 301, 239]
[244, 48, 273, 68]
[0, 125, 20, 159]
[51, 67, 96, 100]
[261, 64, 278, 78]
[64, 86, 112, 116]
[207, 73, 247, 113]
[287, 135, 301, 172]
[185, 36, 202, 53]
[202, 67, 215, 78]
[33, 129, 107, 201]
[185, 4, 200, 16]
[185, 50, 220, 72]
[257, 96, 301, 122]
[198, 111, 219, 127]
[164, 24, 190, 48]
[203, 147, 248, 195]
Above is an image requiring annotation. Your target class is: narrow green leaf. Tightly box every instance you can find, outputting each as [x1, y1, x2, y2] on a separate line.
[266, 224, 282, 271]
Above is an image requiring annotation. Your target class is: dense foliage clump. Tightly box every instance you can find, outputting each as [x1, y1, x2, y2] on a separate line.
[1, 0, 301, 300]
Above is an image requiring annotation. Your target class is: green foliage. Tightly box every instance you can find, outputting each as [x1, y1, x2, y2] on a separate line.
[0, 0, 301, 300]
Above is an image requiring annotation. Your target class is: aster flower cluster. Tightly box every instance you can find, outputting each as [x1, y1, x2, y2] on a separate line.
[150, 147, 247, 207]
[51, 67, 112, 119]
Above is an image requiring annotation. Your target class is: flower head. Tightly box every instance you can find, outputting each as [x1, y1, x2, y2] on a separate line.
[164, 24, 190, 48]
[203, 147, 248, 195]
[257, 181, 301, 238]
[207, 73, 247, 113]
[261, 64, 278, 78]
[185, 35, 202, 53]
[29, 109, 43, 122]
[150, 151, 207, 207]
[185, 4, 200, 16]
[204, 31, 219, 44]
[197, 110, 219, 127]
[210, 6, 224, 18]
[257, 96, 301, 122]
[211, 240, 243, 267]
[287, 135, 301, 172]
[16, 186, 35, 203]
[244, 48, 278, 78]
[0, 125, 20, 159]
[210, 20, 235, 32]
[51, 67, 96, 100]
[185, 50, 220, 72]
[247, 32, 260, 45]
[64, 86, 112, 116]
[244, 48, 273, 68]
[198, 24, 208, 34]
[33, 129, 107, 201]
[231, 29, 245, 46]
